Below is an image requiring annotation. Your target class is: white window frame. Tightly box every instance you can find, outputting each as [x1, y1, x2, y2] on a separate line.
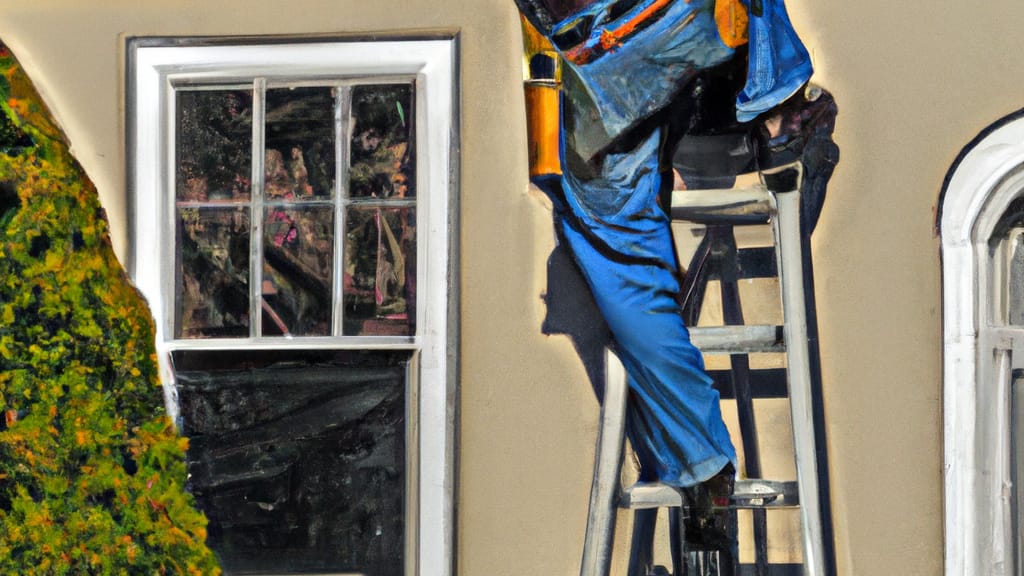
[127, 37, 458, 576]
[941, 112, 1024, 576]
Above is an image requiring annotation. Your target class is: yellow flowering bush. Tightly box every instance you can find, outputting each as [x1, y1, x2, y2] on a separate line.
[0, 43, 220, 574]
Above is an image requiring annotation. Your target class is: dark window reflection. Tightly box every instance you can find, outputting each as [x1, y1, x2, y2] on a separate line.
[176, 89, 253, 202]
[265, 87, 336, 200]
[175, 207, 250, 338]
[262, 206, 334, 337]
[343, 207, 416, 336]
[173, 349, 408, 576]
[349, 85, 414, 199]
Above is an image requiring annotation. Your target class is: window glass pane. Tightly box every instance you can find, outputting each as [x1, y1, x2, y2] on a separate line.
[349, 84, 414, 199]
[265, 87, 336, 200]
[344, 206, 416, 336]
[176, 207, 250, 338]
[262, 206, 334, 336]
[176, 89, 253, 202]
[172, 349, 408, 576]
[1008, 229, 1024, 326]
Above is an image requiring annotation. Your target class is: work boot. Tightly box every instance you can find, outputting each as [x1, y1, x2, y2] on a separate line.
[679, 463, 736, 551]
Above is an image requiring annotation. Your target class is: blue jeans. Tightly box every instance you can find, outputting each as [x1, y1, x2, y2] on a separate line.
[549, 130, 735, 487]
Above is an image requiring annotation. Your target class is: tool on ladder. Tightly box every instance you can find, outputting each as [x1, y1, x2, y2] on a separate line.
[580, 162, 829, 576]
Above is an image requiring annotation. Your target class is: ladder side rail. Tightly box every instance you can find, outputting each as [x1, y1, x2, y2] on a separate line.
[580, 349, 630, 576]
[768, 163, 827, 576]
[801, 233, 839, 576]
[704, 224, 769, 575]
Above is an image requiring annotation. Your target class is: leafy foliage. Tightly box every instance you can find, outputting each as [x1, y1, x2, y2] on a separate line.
[0, 43, 220, 574]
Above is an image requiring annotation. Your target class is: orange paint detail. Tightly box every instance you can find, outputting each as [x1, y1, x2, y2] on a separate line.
[565, 0, 675, 64]
[715, 0, 749, 48]
[599, 29, 622, 52]
[611, 0, 675, 42]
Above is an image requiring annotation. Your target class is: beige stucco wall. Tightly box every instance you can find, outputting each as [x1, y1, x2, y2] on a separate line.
[4, 1, 1024, 574]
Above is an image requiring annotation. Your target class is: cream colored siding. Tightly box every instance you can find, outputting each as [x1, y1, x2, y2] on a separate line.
[5, 1, 1024, 574]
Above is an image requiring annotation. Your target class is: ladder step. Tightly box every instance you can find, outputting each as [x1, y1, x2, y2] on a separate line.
[670, 185, 774, 224]
[620, 480, 800, 510]
[689, 325, 785, 354]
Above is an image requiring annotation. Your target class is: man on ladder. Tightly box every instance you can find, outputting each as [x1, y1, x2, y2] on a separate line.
[514, 0, 833, 567]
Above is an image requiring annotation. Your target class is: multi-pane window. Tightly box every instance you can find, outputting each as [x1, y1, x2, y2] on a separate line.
[173, 82, 416, 339]
[130, 39, 456, 576]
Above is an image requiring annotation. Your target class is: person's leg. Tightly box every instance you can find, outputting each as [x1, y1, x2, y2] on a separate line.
[557, 128, 736, 488]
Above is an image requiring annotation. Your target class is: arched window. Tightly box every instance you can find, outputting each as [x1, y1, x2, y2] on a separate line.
[940, 110, 1024, 576]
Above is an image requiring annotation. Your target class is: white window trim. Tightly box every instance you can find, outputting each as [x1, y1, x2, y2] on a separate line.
[941, 113, 1024, 576]
[127, 37, 458, 576]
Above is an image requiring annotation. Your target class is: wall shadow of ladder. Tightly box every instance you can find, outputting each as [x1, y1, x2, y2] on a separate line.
[580, 162, 833, 576]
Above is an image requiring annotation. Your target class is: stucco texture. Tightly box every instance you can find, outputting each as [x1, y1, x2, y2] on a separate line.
[3, 0, 1024, 574]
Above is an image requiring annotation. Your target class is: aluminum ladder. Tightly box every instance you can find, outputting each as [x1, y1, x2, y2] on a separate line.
[580, 162, 829, 576]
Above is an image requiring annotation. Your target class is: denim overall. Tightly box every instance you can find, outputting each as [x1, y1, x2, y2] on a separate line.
[524, 0, 812, 487]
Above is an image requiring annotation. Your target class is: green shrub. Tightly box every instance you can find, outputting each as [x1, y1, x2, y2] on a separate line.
[0, 43, 220, 574]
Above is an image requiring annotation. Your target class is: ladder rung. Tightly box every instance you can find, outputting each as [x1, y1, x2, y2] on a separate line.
[670, 185, 774, 224]
[620, 480, 800, 510]
[689, 325, 785, 354]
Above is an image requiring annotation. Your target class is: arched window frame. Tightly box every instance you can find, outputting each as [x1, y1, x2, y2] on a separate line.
[940, 111, 1024, 576]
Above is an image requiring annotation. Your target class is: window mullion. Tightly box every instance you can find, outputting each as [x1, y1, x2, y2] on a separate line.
[250, 78, 267, 339]
[332, 85, 352, 337]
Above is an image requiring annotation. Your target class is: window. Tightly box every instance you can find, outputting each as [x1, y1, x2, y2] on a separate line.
[128, 37, 457, 576]
[940, 111, 1024, 576]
